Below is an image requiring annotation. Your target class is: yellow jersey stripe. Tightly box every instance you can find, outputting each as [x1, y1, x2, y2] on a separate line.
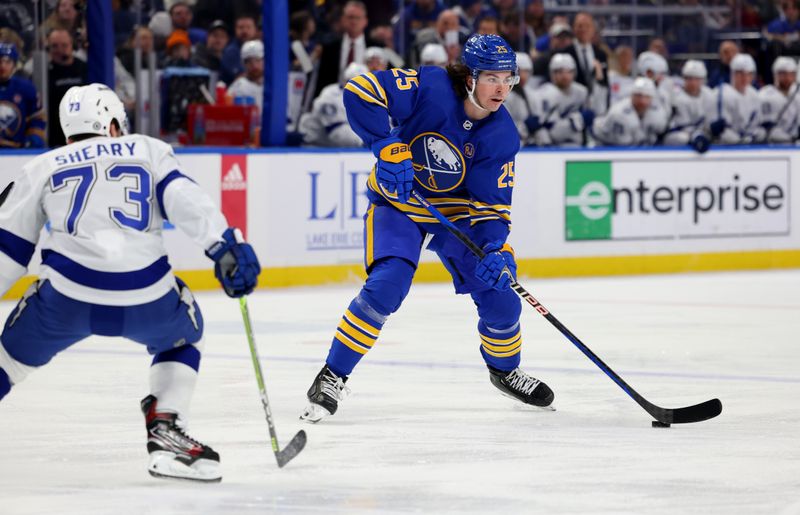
[339, 319, 377, 346]
[344, 82, 387, 108]
[365, 204, 375, 267]
[334, 332, 369, 354]
[351, 75, 380, 99]
[364, 72, 387, 102]
[344, 309, 380, 335]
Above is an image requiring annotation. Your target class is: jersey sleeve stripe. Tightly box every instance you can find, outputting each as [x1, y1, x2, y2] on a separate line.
[344, 82, 388, 109]
[0, 228, 36, 267]
[156, 170, 193, 221]
[41, 249, 171, 290]
[350, 75, 381, 100]
[364, 72, 387, 102]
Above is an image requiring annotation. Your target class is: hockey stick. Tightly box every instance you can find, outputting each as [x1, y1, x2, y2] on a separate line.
[238, 296, 307, 467]
[409, 189, 722, 425]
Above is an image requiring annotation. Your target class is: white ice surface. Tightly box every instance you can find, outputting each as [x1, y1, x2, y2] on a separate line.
[1, 271, 799, 515]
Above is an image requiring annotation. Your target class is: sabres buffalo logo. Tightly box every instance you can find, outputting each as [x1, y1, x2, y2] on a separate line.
[409, 132, 465, 192]
[0, 101, 22, 137]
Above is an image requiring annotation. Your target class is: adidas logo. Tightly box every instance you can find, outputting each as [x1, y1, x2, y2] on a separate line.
[222, 163, 246, 191]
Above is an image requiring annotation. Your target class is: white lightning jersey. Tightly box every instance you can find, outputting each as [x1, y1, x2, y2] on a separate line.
[663, 85, 714, 145]
[227, 76, 264, 109]
[531, 81, 589, 145]
[591, 96, 668, 146]
[0, 134, 227, 305]
[299, 84, 363, 147]
[759, 84, 800, 143]
[708, 83, 765, 144]
[504, 86, 537, 143]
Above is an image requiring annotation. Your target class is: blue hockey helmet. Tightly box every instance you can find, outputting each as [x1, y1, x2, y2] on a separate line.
[462, 34, 517, 76]
[0, 42, 19, 63]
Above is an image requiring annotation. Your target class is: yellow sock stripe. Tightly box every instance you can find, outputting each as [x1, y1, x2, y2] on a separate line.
[481, 336, 521, 352]
[344, 82, 387, 108]
[482, 344, 522, 358]
[338, 317, 377, 346]
[334, 332, 369, 354]
[364, 72, 387, 102]
[344, 309, 380, 335]
[480, 331, 522, 345]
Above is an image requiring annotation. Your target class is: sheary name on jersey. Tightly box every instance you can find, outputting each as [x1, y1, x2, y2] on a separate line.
[0, 134, 227, 306]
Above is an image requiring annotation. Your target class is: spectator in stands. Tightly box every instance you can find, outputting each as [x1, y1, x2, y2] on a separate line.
[195, 20, 229, 73]
[221, 13, 259, 85]
[46, 28, 87, 147]
[113, 0, 137, 47]
[708, 53, 765, 145]
[192, 0, 259, 32]
[0, 42, 45, 149]
[227, 40, 263, 109]
[567, 12, 608, 97]
[163, 29, 195, 68]
[315, 1, 380, 97]
[170, 2, 207, 46]
[525, 0, 547, 41]
[40, 0, 85, 49]
[453, 0, 495, 33]
[0, 28, 28, 79]
[476, 15, 500, 36]
[491, 0, 516, 19]
[499, 11, 532, 53]
[759, 56, 800, 143]
[708, 40, 739, 88]
[532, 21, 572, 78]
[118, 26, 156, 76]
[413, 9, 467, 67]
[608, 45, 634, 104]
[394, 0, 444, 58]
[0, 2, 35, 56]
[369, 24, 395, 52]
[534, 14, 570, 54]
[766, 1, 800, 48]
[298, 62, 366, 148]
[419, 43, 447, 67]
[648, 38, 669, 60]
[289, 11, 321, 64]
[365, 46, 387, 72]
[591, 77, 666, 146]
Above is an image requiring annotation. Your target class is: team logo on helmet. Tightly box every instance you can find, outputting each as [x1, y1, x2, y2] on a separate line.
[410, 132, 465, 192]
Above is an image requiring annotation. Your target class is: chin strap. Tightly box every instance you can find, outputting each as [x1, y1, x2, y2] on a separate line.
[467, 74, 490, 112]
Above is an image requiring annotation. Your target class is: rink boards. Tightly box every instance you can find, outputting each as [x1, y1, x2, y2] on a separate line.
[2, 145, 799, 297]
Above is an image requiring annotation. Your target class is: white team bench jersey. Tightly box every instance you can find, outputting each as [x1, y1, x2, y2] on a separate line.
[0, 134, 228, 306]
[759, 84, 800, 143]
[663, 86, 715, 145]
[709, 83, 765, 144]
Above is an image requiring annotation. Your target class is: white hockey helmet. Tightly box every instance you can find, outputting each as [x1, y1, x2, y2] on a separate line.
[515, 51, 533, 72]
[549, 52, 576, 74]
[730, 53, 756, 73]
[637, 51, 668, 77]
[631, 76, 656, 97]
[420, 43, 447, 66]
[772, 56, 797, 75]
[365, 46, 387, 64]
[59, 83, 129, 139]
[240, 40, 264, 63]
[343, 62, 368, 82]
[681, 59, 707, 79]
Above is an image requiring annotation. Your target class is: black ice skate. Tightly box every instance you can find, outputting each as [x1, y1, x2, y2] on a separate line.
[300, 365, 351, 423]
[141, 395, 221, 482]
[488, 367, 555, 409]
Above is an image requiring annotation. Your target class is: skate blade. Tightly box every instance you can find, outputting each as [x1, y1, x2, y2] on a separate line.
[147, 451, 222, 483]
[299, 403, 332, 424]
[499, 392, 556, 411]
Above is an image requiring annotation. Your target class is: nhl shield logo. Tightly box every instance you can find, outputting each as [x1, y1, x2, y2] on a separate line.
[409, 132, 466, 192]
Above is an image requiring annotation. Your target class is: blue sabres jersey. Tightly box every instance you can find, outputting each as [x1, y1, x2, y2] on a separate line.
[343, 66, 520, 244]
[0, 77, 46, 148]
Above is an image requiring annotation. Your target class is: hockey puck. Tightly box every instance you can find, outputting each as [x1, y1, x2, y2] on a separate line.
[651, 421, 671, 428]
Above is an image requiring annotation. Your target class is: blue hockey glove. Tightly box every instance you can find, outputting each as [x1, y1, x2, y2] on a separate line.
[205, 228, 261, 298]
[709, 119, 726, 137]
[689, 133, 710, 154]
[475, 241, 517, 291]
[372, 137, 414, 204]
[524, 115, 542, 134]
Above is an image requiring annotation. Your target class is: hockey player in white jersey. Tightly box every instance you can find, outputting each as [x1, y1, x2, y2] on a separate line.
[663, 60, 713, 153]
[636, 51, 673, 113]
[503, 52, 538, 144]
[299, 62, 367, 147]
[528, 53, 593, 146]
[591, 77, 667, 146]
[758, 56, 800, 143]
[708, 53, 765, 144]
[0, 84, 261, 482]
[227, 40, 264, 109]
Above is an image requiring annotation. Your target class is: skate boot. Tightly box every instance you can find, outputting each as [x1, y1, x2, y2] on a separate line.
[141, 395, 222, 482]
[488, 367, 555, 409]
[300, 365, 350, 423]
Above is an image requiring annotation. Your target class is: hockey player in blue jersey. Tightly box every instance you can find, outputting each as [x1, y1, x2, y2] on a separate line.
[0, 43, 45, 148]
[301, 34, 555, 423]
[0, 84, 260, 482]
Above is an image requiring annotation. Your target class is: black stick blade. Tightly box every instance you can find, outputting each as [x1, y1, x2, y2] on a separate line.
[668, 398, 723, 424]
[275, 430, 307, 468]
